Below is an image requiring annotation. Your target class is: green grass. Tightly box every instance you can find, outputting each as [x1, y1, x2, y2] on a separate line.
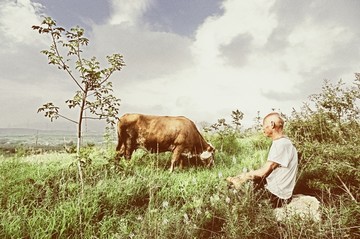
[0, 136, 359, 239]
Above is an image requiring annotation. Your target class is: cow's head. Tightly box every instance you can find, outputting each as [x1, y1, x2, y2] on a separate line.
[200, 143, 215, 167]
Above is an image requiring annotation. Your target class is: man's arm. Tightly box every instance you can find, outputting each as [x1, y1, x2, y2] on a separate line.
[238, 161, 279, 180]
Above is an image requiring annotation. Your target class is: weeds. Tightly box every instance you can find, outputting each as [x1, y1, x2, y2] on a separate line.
[1, 77, 359, 238]
[1, 139, 358, 238]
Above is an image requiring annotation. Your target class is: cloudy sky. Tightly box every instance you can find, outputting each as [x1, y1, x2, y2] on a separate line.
[1, 0, 359, 131]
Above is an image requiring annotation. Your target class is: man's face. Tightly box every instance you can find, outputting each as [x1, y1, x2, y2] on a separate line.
[262, 118, 273, 137]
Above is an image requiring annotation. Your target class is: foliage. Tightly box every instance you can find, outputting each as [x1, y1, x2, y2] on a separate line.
[288, 76, 360, 143]
[1, 143, 358, 238]
[204, 110, 245, 154]
[293, 141, 360, 199]
[288, 75, 360, 203]
[230, 109, 244, 131]
[32, 17, 125, 155]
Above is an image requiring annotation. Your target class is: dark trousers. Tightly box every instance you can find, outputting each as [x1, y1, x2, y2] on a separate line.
[253, 177, 291, 208]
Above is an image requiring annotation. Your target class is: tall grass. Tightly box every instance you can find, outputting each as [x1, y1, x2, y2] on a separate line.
[1, 133, 359, 238]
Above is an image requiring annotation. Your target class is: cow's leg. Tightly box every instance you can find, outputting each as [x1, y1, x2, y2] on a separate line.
[115, 125, 126, 164]
[179, 157, 184, 170]
[115, 141, 125, 165]
[124, 137, 134, 160]
[115, 145, 124, 163]
[170, 147, 183, 172]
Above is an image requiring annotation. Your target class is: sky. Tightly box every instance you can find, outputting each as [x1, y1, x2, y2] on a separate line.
[0, 0, 359, 131]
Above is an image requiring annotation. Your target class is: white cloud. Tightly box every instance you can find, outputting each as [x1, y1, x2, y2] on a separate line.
[192, 0, 277, 66]
[98, 0, 359, 127]
[91, 24, 193, 82]
[108, 0, 152, 26]
[0, 0, 44, 45]
[285, 18, 354, 73]
[189, 0, 356, 103]
[0, 0, 77, 128]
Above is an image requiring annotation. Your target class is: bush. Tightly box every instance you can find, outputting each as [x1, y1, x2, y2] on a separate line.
[288, 77, 360, 203]
[293, 142, 360, 201]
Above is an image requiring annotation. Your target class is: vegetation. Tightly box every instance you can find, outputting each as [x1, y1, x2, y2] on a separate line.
[4, 15, 360, 236]
[32, 17, 125, 155]
[0, 135, 358, 238]
[287, 75, 360, 202]
[1, 75, 359, 238]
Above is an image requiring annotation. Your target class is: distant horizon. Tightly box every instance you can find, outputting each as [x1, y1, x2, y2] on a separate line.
[0, 127, 110, 147]
[0, 127, 105, 135]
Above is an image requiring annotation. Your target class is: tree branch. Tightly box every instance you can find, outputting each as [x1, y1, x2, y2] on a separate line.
[58, 114, 78, 124]
[50, 28, 85, 92]
[83, 116, 103, 120]
[336, 174, 357, 202]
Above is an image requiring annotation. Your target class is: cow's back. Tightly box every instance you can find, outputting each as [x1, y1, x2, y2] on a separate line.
[118, 113, 204, 152]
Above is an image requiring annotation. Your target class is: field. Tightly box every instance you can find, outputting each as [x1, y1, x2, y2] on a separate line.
[0, 129, 359, 238]
[1, 77, 360, 238]
[0, 128, 108, 155]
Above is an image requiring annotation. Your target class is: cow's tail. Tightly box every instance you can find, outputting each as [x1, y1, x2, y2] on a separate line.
[115, 118, 125, 160]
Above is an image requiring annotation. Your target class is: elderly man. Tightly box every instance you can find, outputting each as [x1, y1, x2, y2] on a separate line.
[227, 112, 298, 208]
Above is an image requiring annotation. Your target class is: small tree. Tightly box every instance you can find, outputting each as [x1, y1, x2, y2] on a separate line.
[32, 17, 125, 156]
[231, 109, 244, 132]
[310, 79, 360, 126]
[33, 17, 125, 194]
[205, 111, 244, 154]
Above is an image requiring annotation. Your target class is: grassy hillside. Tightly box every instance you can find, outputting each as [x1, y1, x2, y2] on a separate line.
[0, 134, 358, 239]
[1, 77, 359, 238]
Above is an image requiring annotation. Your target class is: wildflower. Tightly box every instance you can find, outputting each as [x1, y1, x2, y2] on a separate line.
[210, 193, 220, 205]
[192, 177, 197, 184]
[162, 218, 169, 225]
[162, 201, 169, 209]
[196, 208, 202, 215]
[183, 213, 190, 224]
[218, 171, 223, 178]
[226, 197, 231, 204]
[232, 156, 237, 164]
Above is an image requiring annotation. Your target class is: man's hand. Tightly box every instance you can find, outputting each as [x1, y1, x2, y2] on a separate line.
[226, 174, 248, 189]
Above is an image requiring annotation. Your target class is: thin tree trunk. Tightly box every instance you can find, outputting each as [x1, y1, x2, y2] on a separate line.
[77, 90, 87, 194]
[76, 91, 87, 238]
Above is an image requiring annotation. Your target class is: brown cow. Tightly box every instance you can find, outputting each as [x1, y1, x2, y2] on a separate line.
[115, 113, 215, 172]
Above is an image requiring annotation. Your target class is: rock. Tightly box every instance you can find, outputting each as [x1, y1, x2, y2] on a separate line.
[274, 194, 321, 222]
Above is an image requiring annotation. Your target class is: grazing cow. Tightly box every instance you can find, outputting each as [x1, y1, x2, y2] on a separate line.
[115, 113, 215, 172]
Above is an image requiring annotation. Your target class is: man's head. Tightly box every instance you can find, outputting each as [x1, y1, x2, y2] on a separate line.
[262, 112, 284, 138]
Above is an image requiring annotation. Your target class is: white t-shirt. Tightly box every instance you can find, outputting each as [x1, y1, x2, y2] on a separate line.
[265, 137, 298, 199]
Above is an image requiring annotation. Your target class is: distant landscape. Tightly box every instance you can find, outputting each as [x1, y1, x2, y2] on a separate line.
[0, 128, 114, 153]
